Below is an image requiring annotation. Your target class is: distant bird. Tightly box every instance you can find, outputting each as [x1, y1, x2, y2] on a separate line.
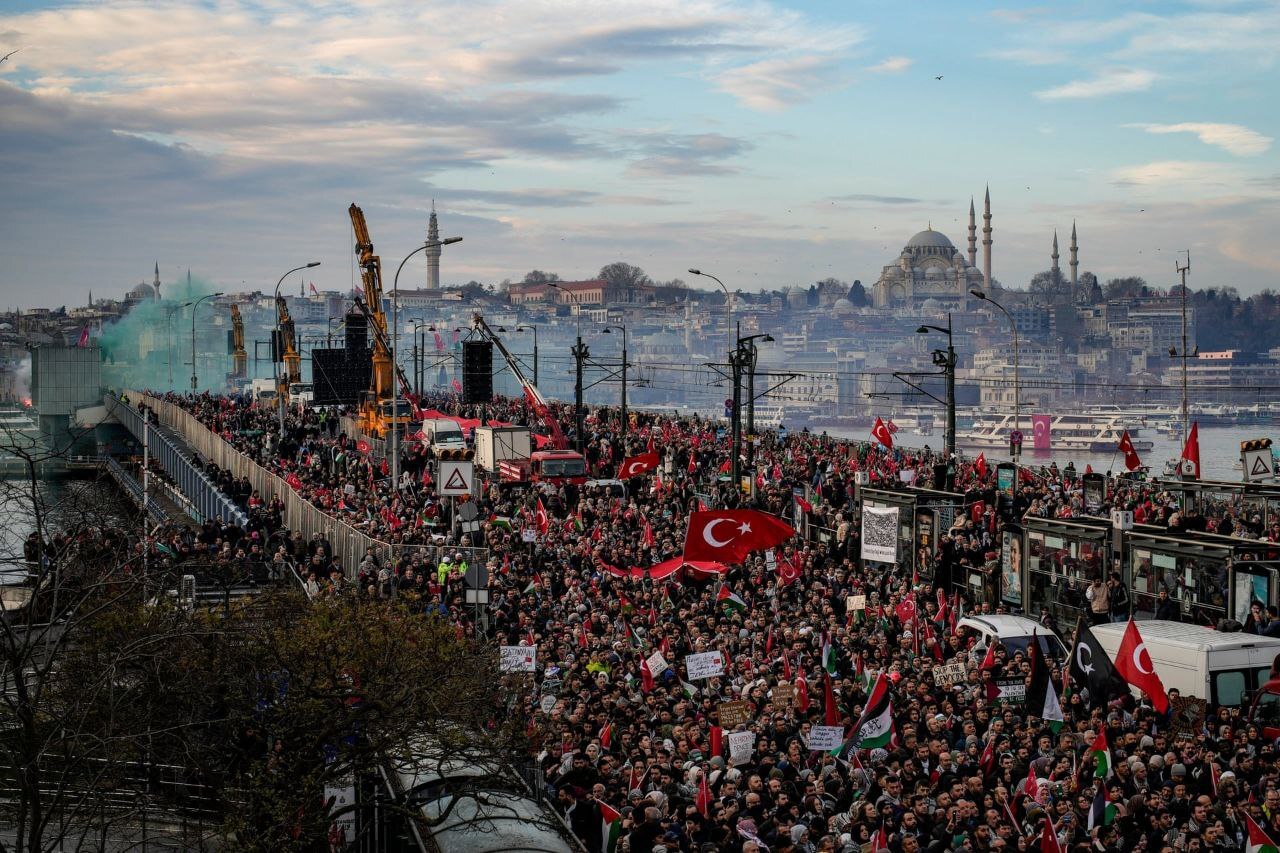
[0, 49, 19, 64]
[934, 75, 943, 80]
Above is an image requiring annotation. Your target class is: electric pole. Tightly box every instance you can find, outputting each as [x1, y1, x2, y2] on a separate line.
[730, 341, 743, 489]
[573, 335, 588, 453]
[1177, 250, 1191, 449]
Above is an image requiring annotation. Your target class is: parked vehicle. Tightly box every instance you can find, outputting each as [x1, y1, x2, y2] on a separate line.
[474, 426, 532, 473]
[958, 614, 1067, 661]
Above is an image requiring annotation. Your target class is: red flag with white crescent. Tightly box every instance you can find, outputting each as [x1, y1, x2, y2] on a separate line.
[683, 509, 794, 564]
[618, 452, 660, 479]
[1114, 619, 1168, 712]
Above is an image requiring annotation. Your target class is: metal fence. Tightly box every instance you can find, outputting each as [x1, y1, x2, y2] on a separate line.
[134, 394, 487, 580]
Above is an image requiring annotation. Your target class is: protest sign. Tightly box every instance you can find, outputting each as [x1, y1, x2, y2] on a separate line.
[809, 725, 845, 751]
[685, 651, 725, 680]
[728, 731, 754, 766]
[717, 700, 752, 729]
[499, 645, 537, 672]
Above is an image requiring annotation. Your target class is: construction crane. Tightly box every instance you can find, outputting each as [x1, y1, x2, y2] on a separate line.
[348, 203, 407, 437]
[230, 304, 247, 379]
[472, 313, 568, 450]
[275, 295, 301, 387]
[351, 295, 413, 401]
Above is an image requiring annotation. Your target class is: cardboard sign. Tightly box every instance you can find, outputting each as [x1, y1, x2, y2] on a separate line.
[539, 694, 557, 714]
[521, 528, 537, 543]
[499, 645, 537, 672]
[994, 678, 1025, 704]
[933, 661, 968, 688]
[645, 650, 670, 677]
[717, 700, 752, 729]
[851, 594, 867, 612]
[685, 651, 726, 680]
[809, 725, 845, 751]
[771, 683, 795, 708]
[1171, 695, 1207, 740]
[728, 730, 754, 766]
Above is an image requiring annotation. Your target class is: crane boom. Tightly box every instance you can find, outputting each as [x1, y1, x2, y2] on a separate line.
[230, 304, 247, 379]
[471, 313, 568, 449]
[352, 296, 414, 400]
[275, 295, 301, 384]
[348, 203, 394, 407]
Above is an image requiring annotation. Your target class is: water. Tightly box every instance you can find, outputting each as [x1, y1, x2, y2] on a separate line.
[821, 424, 1271, 482]
[0, 478, 132, 584]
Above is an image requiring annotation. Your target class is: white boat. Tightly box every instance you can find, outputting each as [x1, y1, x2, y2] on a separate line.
[751, 403, 786, 430]
[959, 412, 1154, 453]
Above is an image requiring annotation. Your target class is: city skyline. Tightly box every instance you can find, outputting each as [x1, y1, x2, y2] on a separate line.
[1, 0, 1277, 305]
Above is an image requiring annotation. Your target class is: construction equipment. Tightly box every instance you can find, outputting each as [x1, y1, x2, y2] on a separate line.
[230, 304, 247, 379]
[275, 295, 301, 391]
[348, 203, 412, 438]
[471, 313, 568, 450]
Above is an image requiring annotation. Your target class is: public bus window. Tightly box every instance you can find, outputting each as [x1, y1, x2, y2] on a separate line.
[1214, 670, 1248, 707]
[1078, 541, 1102, 582]
[1131, 549, 1157, 612]
[1256, 668, 1274, 691]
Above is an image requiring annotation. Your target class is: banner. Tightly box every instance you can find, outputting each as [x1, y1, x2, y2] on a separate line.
[1031, 414, 1052, 450]
[499, 646, 537, 672]
[860, 505, 899, 563]
[728, 731, 754, 766]
[809, 725, 845, 751]
[685, 651, 726, 680]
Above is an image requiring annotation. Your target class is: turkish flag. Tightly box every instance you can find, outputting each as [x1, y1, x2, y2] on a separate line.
[975, 453, 988, 480]
[1118, 430, 1143, 472]
[285, 473, 303, 490]
[895, 596, 917, 626]
[871, 417, 894, 449]
[642, 517, 655, 549]
[696, 771, 712, 818]
[777, 552, 802, 586]
[355, 439, 371, 455]
[794, 675, 810, 713]
[683, 509, 795, 564]
[1113, 619, 1168, 713]
[1180, 422, 1201, 479]
[618, 452, 660, 479]
[823, 672, 840, 726]
[535, 497, 549, 536]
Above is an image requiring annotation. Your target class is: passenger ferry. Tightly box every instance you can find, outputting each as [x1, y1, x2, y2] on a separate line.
[960, 412, 1153, 453]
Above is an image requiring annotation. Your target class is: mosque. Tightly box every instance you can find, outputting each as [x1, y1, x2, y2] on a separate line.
[870, 189, 990, 310]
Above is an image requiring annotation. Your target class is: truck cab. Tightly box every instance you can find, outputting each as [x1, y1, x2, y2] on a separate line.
[530, 450, 587, 485]
[421, 418, 470, 459]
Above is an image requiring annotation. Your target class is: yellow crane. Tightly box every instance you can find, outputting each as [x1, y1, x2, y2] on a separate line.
[275, 295, 301, 398]
[230, 304, 247, 379]
[348, 203, 406, 437]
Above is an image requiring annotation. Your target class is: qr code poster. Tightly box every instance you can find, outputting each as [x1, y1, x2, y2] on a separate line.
[861, 506, 899, 564]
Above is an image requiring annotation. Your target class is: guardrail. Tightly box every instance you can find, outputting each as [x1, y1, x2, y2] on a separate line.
[102, 455, 174, 527]
[132, 394, 487, 579]
[105, 394, 249, 528]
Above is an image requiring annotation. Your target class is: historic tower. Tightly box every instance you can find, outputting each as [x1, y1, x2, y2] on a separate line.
[153, 261, 161, 300]
[982, 186, 992, 289]
[1051, 229, 1060, 283]
[967, 198, 977, 268]
[1069, 220, 1079, 293]
[426, 201, 441, 290]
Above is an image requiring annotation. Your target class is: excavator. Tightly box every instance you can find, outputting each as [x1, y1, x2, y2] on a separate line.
[230, 304, 247, 379]
[471, 314, 586, 484]
[348, 203, 412, 438]
[275, 294, 302, 403]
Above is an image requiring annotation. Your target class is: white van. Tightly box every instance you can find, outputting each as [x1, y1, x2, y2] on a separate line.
[1092, 620, 1280, 707]
[958, 614, 1067, 662]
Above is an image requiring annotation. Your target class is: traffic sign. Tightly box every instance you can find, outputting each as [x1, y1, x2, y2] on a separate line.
[1009, 430, 1024, 444]
[1242, 448, 1273, 482]
[439, 460, 474, 496]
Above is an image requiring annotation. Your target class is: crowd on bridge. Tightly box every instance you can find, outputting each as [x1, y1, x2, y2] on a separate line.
[149, 388, 1280, 853]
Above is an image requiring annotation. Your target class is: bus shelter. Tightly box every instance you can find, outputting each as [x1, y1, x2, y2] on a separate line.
[1152, 478, 1280, 535]
[1125, 527, 1280, 626]
[1020, 517, 1114, 627]
[858, 486, 966, 583]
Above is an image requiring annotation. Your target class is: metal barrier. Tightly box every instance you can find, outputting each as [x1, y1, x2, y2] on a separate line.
[102, 455, 173, 527]
[105, 394, 249, 528]
[134, 394, 487, 580]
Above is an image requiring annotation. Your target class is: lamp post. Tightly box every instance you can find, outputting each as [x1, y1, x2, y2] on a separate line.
[602, 325, 628, 442]
[688, 269, 732, 359]
[546, 283, 587, 451]
[410, 321, 431, 395]
[971, 290, 1019, 464]
[190, 293, 224, 391]
[391, 236, 462, 491]
[166, 302, 191, 386]
[273, 262, 321, 436]
[736, 333, 774, 470]
[916, 314, 957, 466]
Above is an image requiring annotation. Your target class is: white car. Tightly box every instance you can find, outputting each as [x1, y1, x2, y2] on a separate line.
[958, 614, 1067, 662]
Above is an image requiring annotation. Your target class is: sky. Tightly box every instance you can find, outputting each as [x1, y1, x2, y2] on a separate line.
[1, 0, 1278, 307]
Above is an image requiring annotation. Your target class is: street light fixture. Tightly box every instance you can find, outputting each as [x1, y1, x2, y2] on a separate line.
[190, 293, 224, 391]
[688, 268, 732, 359]
[390, 236, 462, 491]
[916, 315, 957, 466]
[971, 289, 1020, 464]
[546, 282, 587, 451]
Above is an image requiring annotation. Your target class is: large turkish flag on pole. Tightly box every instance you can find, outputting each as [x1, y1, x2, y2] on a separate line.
[1113, 619, 1168, 713]
[683, 509, 795, 564]
[870, 417, 894, 449]
[617, 452, 660, 479]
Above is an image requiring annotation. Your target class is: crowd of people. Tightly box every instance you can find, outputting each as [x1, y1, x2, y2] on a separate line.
[155, 388, 1280, 853]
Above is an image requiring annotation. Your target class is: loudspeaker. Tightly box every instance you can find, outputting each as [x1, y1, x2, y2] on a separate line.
[345, 311, 367, 351]
[270, 330, 283, 362]
[312, 347, 372, 405]
[462, 341, 493, 404]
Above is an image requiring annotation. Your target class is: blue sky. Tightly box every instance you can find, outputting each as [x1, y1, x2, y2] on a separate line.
[1, 0, 1277, 305]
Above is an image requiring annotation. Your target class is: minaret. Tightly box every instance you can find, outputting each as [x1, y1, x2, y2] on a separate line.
[982, 185, 992, 289]
[967, 198, 977, 267]
[426, 200, 441, 290]
[1069, 220, 1079, 293]
[1051, 229, 1060, 283]
[153, 261, 161, 300]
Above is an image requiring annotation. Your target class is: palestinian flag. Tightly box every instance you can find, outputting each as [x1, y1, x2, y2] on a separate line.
[625, 623, 644, 650]
[1025, 631, 1065, 730]
[717, 585, 747, 614]
[680, 679, 699, 699]
[851, 672, 893, 750]
[620, 594, 636, 615]
[600, 802, 623, 853]
[822, 634, 839, 676]
[1089, 731, 1112, 779]
[491, 516, 514, 532]
[1088, 781, 1117, 831]
[523, 573, 541, 594]
[1246, 813, 1280, 853]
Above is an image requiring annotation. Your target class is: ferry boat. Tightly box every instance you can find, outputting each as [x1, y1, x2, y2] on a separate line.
[959, 412, 1153, 453]
[750, 403, 786, 430]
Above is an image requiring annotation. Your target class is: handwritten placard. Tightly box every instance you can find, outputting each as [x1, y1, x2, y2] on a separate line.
[809, 725, 845, 751]
[933, 661, 968, 688]
[717, 700, 752, 729]
[499, 645, 537, 672]
[728, 730, 754, 765]
[685, 651, 726, 680]
[645, 650, 670, 677]
[771, 683, 795, 708]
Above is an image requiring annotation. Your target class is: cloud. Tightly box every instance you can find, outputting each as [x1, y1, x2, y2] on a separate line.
[625, 132, 752, 177]
[989, 8, 1051, 23]
[714, 55, 843, 111]
[865, 56, 912, 74]
[1110, 160, 1241, 189]
[986, 47, 1068, 66]
[1035, 68, 1156, 100]
[827, 194, 924, 205]
[1127, 122, 1272, 156]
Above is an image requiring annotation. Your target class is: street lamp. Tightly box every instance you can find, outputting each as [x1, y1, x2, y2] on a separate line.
[391, 236, 462, 491]
[601, 325, 628, 441]
[916, 314, 957, 466]
[688, 268, 732, 359]
[971, 289, 1019, 464]
[166, 302, 192, 386]
[735, 333, 774, 474]
[546, 283, 587, 451]
[190, 293, 224, 391]
[273, 262, 321, 436]
[410, 320, 432, 396]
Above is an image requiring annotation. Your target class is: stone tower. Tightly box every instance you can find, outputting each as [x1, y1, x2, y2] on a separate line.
[982, 186, 992, 289]
[1051, 229, 1060, 282]
[426, 201, 441, 290]
[153, 261, 161, 299]
[967, 198, 977, 268]
[1069, 220, 1079, 293]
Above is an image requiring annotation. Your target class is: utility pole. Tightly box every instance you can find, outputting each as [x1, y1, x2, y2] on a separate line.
[730, 341, 743, 489]
[1177, 250, 1191, 449]
[620, 330, 627, 442]
[572, 335, 588, 453]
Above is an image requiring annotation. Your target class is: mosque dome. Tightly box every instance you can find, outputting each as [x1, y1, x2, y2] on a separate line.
[832, 297, 855, 316]
[905, 229, 955, 250]
[128, 283, 157, 300]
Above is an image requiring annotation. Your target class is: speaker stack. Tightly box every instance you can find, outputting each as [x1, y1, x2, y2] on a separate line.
[462, 341, 493, 404]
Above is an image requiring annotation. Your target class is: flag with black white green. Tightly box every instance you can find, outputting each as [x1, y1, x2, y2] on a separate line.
[850, 671, 893, 750]
[600, 801, 623, 853]
[1246, 812, 1280, 853]
[1089, 730, 1112, 779]
[1088, 781, 1117, 831]
[717, 584, 747, 614]
[1025, 630, 1064, 730]
[822, 633, 839, 676]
